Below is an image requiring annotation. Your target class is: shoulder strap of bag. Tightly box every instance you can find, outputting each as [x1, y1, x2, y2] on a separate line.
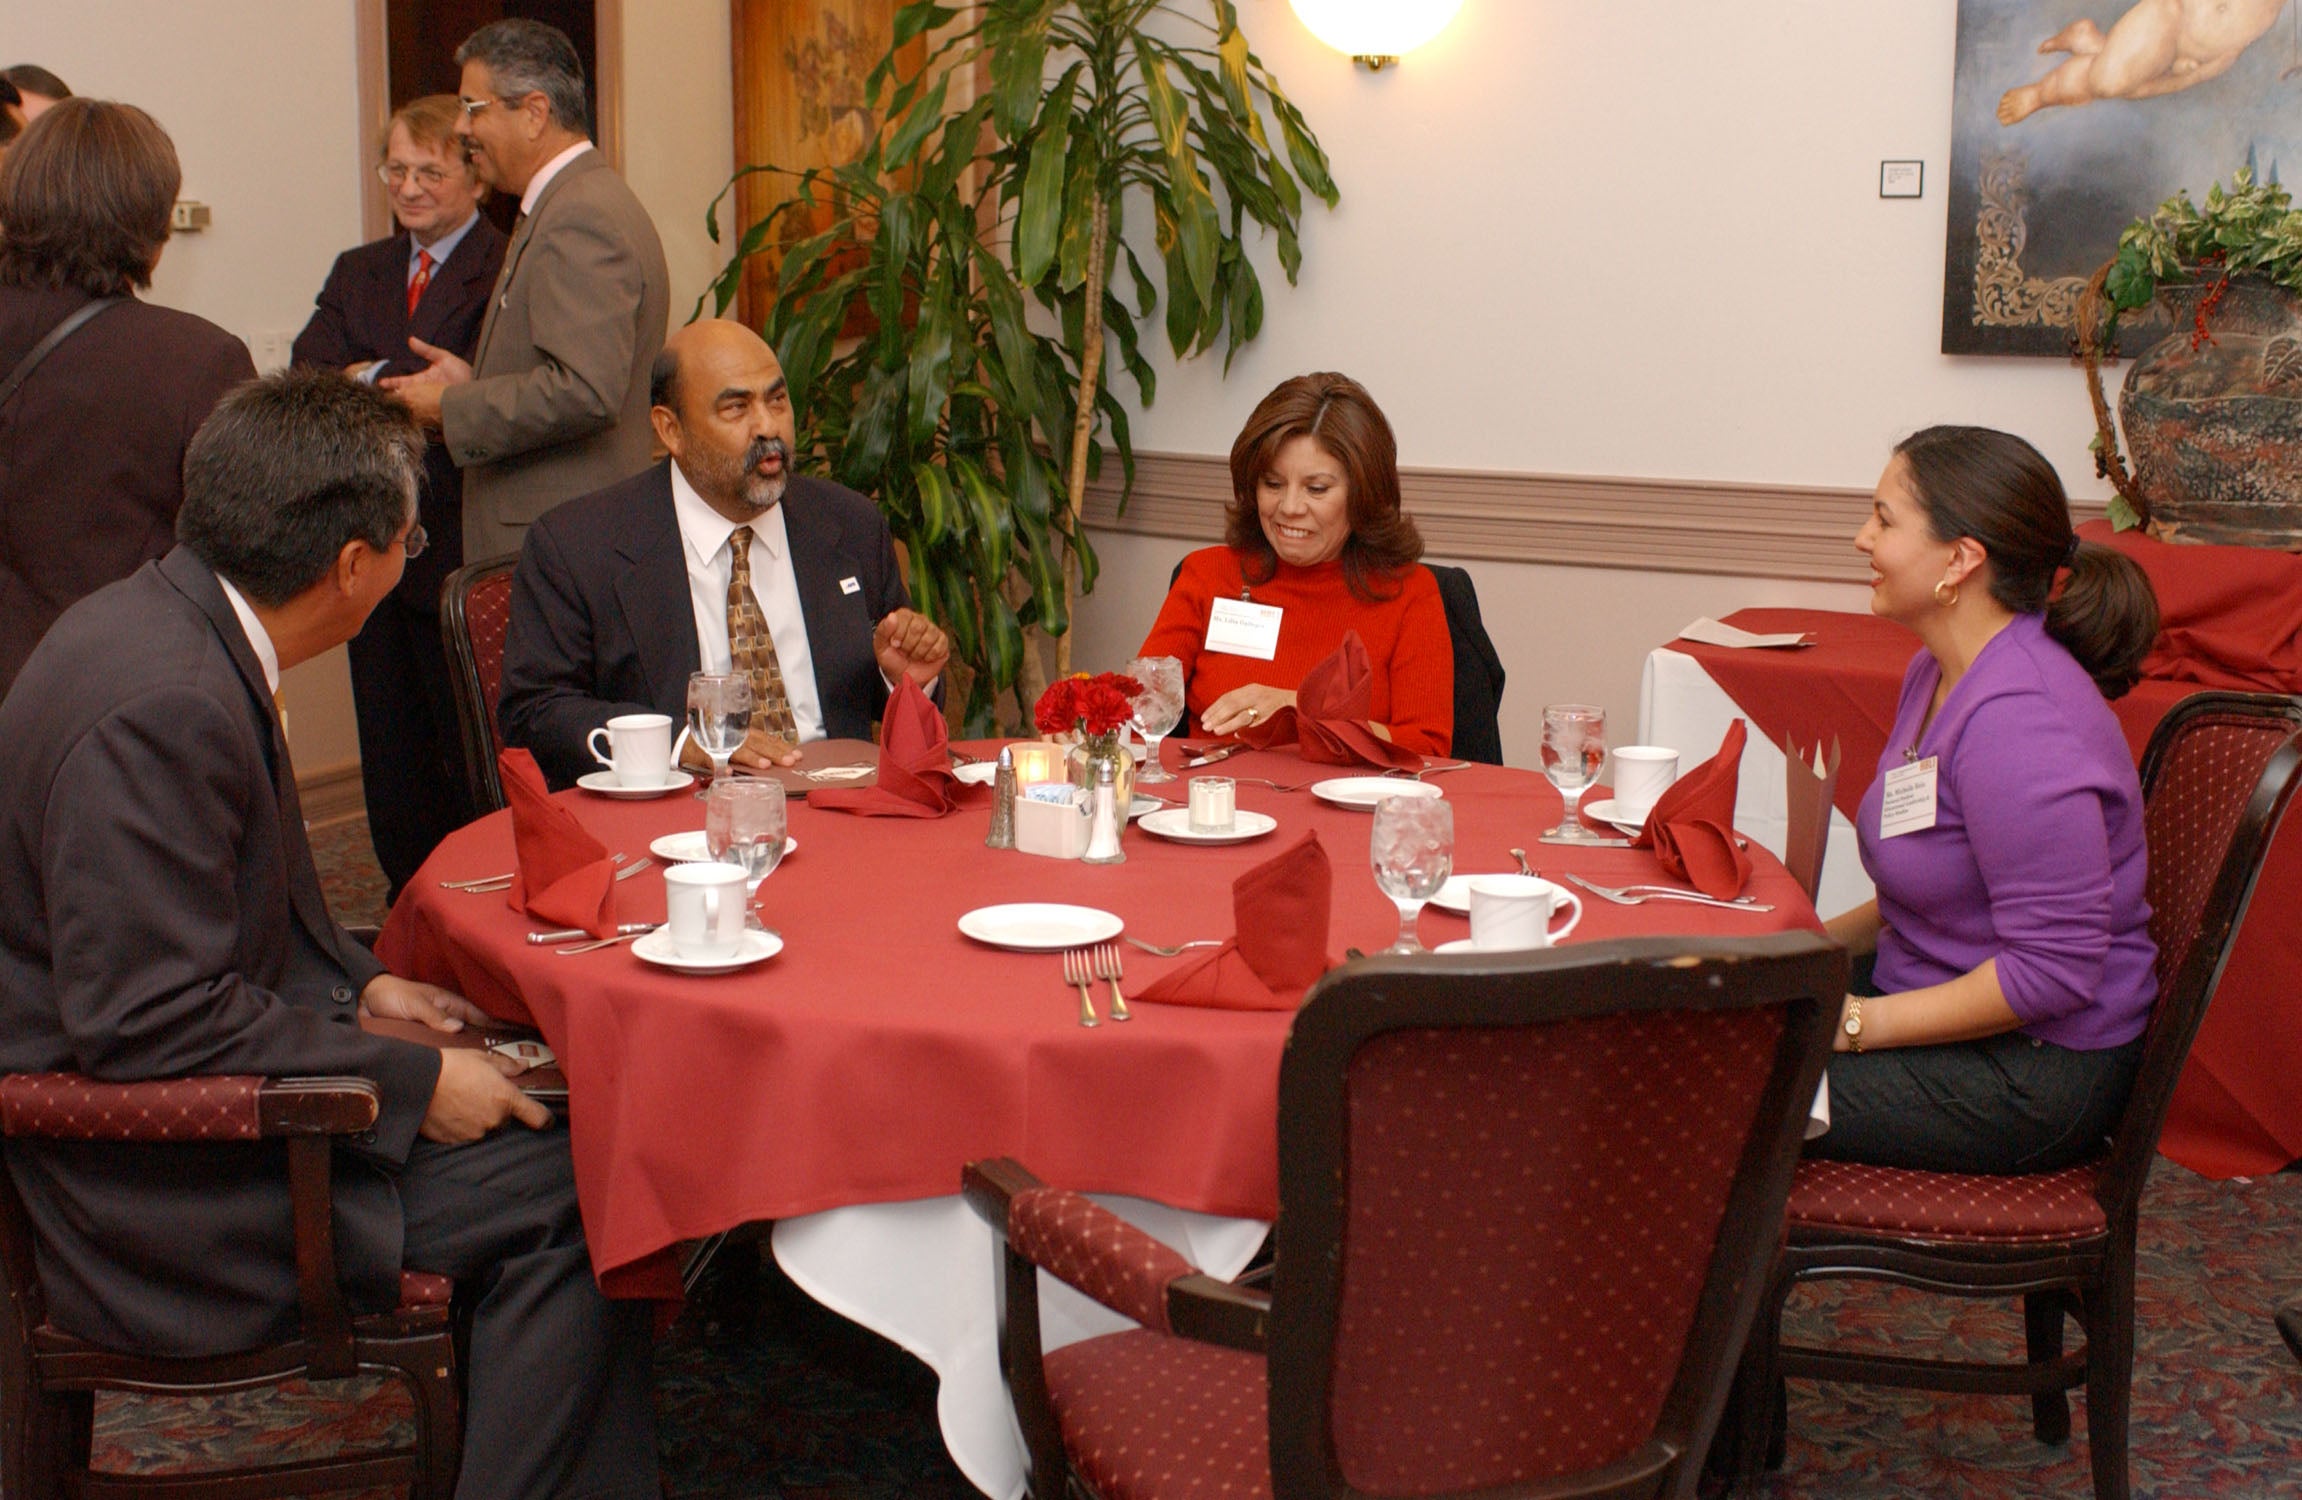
[0, 297, 126, 410]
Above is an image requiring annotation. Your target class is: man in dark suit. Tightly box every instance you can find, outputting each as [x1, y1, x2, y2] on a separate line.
[0, 372, 658, 1500]
[383, 19, 668, 561]
[501, 319, 949, 789]
[294, 95, 507, 899]
[0, 98, 256, 697]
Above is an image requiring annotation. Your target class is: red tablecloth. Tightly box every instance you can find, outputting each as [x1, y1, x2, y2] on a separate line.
[1664, 594, 2302, 1178]
[376, 747, 1819, 1296]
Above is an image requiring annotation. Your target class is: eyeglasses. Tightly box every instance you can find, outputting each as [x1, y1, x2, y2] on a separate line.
[457, 92, 531, 119]
[377, 162, 456, 190]
[400, 524, 429, 561]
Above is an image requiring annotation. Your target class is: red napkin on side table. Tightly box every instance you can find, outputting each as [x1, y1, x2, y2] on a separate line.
[810, 677, 961, 818]
[499, 748, 619, 937]
[1235, 631, 1425, 771]
[1133, 830, 1337, 1011]
[1631, 719, 1753, 899]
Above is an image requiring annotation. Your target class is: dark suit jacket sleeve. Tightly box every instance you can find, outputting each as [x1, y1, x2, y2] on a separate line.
[443, 201, 646, 466]
[499, 516, 660, 788]
[291, 250, 365, 371]
[179, 336, 259, 460]
[42, 683, 438, 1159]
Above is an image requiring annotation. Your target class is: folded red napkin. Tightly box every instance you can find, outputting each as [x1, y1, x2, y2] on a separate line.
[810, 676, 961, 818]
[499, 748, 619, 937]
[1631, 719, 1753, 899]
[1133, 830, 1337, 1011]
[1234, 631, 1424, 771]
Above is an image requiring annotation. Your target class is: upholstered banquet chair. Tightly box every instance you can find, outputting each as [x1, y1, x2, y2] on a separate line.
[0, 1073, 463, 1500]
[440, 555, 518, 814]
[1725, 690, 2302, 1500]
[965, 932, 1844, 1500]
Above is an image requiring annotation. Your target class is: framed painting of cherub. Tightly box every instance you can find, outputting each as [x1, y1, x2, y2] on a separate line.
[1942, 0, 2302, 355]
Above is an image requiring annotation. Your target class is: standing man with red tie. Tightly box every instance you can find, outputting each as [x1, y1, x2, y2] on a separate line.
[294, 95, 506, 901]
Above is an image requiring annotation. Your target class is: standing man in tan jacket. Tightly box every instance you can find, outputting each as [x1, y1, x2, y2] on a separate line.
[384, 19, 668, 561]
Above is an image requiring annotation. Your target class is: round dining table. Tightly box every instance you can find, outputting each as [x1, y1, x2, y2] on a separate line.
[377, 742, 1822, 1498]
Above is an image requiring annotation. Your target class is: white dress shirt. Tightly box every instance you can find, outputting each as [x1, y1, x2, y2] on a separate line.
[669, 461, 828, 742]
[217, 576, 281, 695]
[520, 141, 593, 216]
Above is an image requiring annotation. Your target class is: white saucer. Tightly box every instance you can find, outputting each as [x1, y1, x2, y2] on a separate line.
[1428, 873, 1570, 915]
[953, 762, 997, 786]
[576, 769, 695, 799]
[631, 926, 783, 972]
[1128, 795, 1162, 821]
[650, 831, 799, 865]
[957, 903, 1123, 951]
[1434, 938, 1483, 954]
[1310, 777, 1444, 809]
[1581, 798, 1650, 835]
[1136, 807, 1280, 844]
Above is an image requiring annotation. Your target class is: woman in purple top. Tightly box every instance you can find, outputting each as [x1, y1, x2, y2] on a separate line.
[1815, 426, 2161, 1174]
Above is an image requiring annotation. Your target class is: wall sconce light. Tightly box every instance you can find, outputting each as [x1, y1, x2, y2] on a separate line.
[1288, 0, 1464, 72]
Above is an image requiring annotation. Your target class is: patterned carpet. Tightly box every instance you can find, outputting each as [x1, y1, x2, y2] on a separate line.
[73, 817, 2302, 1497]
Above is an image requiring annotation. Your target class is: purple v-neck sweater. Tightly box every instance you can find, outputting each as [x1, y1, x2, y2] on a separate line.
[1855, 612, 2157, 1050]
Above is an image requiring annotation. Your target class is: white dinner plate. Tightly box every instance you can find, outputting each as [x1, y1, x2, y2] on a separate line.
[1310, 776, 1444, 810]
[1127, 795, 1162, 821]
[1136, 807, 1280, 845]
[956, 903, 1124, 951]
[953, 762, 997, 786]
[576, 769, 695, 799]
[649, 831, 799, 865]
[1580, 798, 1650, 836]
[1427, 874, 1570, 916]
[631, 926, 784, 973]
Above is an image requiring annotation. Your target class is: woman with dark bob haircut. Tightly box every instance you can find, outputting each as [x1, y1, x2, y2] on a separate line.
[0, 99, 256, 695]
[1816, 424, 2162, 1175]
[1137, 372, 1453, 754]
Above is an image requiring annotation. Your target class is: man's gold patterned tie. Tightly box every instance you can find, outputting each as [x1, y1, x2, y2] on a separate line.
[725, 530, 799, 741]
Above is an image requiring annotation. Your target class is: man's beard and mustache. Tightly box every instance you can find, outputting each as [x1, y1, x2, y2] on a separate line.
[704, 435, 790, 514]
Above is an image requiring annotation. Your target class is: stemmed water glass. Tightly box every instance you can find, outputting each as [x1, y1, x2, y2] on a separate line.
[1540, 703, 1607, 841]
[1370, 795, 1454, 954]
[687, 671, 753, 798]
[1125, 655, 1185, 784]
[705, 778, 787, 891]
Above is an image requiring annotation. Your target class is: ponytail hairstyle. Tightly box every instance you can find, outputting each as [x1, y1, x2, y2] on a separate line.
[1894, 425, 2159, 698]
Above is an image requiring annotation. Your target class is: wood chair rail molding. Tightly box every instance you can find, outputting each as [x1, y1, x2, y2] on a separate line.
[1083, 450, 2111, 585]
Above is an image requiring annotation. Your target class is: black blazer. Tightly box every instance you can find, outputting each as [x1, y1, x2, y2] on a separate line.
[291, 216, 508, 607]
[500, 462, 915, 789]
[0, 549, 441, 1357]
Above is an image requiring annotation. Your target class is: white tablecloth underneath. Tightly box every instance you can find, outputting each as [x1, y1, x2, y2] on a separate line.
[1639, 646, 1874, 921]
[774, 1198, 1268, 1500]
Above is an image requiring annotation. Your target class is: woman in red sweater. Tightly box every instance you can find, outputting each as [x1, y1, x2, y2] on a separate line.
[1138, 372, 1453, 755]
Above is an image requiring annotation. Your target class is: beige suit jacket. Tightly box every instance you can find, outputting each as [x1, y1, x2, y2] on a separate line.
[443, 148, 669, 560]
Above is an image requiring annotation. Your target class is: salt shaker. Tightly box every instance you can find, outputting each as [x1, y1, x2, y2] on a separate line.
[1082, 756, 1126, 864]
[984, 745, 1017, 849]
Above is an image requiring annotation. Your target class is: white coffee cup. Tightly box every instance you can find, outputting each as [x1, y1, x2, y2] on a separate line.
[586, 712, 692, 788]
[1466, 875, 1583, 951]
[1610, 746, 1680, 822]
[663, 862, 750, 961]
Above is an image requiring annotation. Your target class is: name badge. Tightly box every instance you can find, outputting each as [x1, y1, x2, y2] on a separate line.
[1204, 598, 1284, 660]
[1879, 756, 1938, 839]
[839, 576, 862, 595]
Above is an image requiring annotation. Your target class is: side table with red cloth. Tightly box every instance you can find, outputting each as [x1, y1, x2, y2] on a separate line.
[1658, 522, 2302, 1177]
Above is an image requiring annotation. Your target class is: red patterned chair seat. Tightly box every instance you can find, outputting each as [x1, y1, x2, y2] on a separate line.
[399, 1270, 455, 1308]
[1044, 1330, 1271, 1500]
[1788, 1158, 2107, 1244]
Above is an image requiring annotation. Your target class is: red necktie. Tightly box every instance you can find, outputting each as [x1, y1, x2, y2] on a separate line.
[407, 249, 433, 317]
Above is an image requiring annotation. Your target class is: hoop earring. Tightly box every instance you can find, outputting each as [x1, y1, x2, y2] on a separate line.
[1933, 578, 1959, 608]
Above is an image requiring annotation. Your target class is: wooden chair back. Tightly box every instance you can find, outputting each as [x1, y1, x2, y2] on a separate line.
[440, 555, 519, 814]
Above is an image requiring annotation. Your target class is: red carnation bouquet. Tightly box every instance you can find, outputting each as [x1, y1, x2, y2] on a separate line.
[1034, 672, 1145, 738]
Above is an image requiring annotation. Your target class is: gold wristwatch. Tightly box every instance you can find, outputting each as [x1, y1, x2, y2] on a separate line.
[1843, 996, 1865, 1053]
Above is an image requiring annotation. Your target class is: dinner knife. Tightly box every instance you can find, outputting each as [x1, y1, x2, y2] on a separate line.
[526, 922, 661, 945]
[1182, 742, 1246, 768]
[1535, 833, 1634, 848]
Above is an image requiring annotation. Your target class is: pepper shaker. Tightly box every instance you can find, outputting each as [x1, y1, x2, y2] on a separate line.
[984, 745, 1017, 849]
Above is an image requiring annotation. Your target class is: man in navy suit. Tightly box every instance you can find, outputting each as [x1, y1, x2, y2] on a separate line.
[500, 319, 949, 789]
[294, 96, 507, 899]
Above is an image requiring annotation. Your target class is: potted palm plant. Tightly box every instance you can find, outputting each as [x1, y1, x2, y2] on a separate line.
[698, 0, 1337, 732]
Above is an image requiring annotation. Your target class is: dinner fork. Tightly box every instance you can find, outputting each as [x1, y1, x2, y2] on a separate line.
[555, 923, 661, 955]
[1124, 935, 1224, 958]
[1092, 942, 1131, 1022]
[1382, 761, 1473, 780]
[1227, 776, 1318, 792]
[1561, 872, 1774, 912]
[443, 850, 644, 893]
[1061, 947, 1100, 1028]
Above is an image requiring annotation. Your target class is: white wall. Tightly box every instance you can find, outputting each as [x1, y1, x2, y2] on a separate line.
[0, 0, 369, 773]
[618, 0, 735, 323]
[1071, 1, 2097, 761]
